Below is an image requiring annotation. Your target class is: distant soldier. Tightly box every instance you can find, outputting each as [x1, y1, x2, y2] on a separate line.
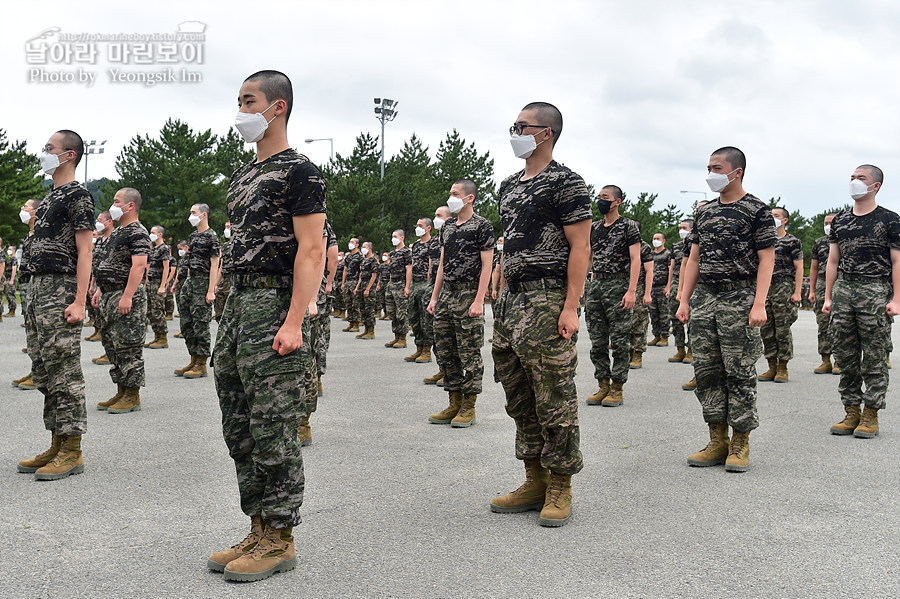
[3, 244, 18, 317]
[647, 233, 671, 347]
[332, 252, 345, 317]
[628, 239, 654, 369]
[145, 225, 171, 349]
[341, 239, 362, 331]
[384, 230, 412, 349]
[808, 213, 836, 374]
[376, 252, 390, 320]
[213, 221, 233, 322]
[171, 240, 189, 336]
[668, 221, 692, 363]
[355, 241, 378, 339]
[85, 211, 114, 347]
[12, 198, 39, 390]
[406, 218, 435, 363]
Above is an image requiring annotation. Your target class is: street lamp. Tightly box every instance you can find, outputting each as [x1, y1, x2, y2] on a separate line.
[304, 138, 334, 160]
[83, 139, 106, 183]
[373, 97, 399, 180]
[680, 190, 709, 199]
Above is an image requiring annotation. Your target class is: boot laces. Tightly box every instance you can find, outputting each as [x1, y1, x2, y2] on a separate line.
[250, 525, 287, 558]
[545, 477, 565, 507]
[729, 433, 746, 456]
[230, 520, 263, 551]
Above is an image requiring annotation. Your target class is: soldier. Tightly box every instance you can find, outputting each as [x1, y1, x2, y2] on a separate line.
[313, 220, 338, 395]
[332, 252, 345, 317]
[171, 241, 189, 337]
[2, 244, 18, 317]
[174, 203, 220, 379]
[628, 239, 654, 369]
[406, 218, 435, 363]
[583, 186, 640, 407]
[490, 235, 505, 306]
[647, 233, 671, 347]
[86, 211, 114, 346]
[12, 199, 39, 389]
[823, 164, 900, 438]
[208, 69, 325, 582]
[17, 129, 93, 481]
[92, 188, 151, 414]
[427, 180, 494, 427]
[0, 237, 5, 322]
[757, 207, 803, 383]
[376, 252, 390, 320]
[355, 241, 378, 339]
[384, 229, 412, 348]
[144, 225, 171, 349]
[213, 222, 233, 322]
[677, 146, 775, 473]
[423, 206, 450, 385]
[809, 213, 836, 374]
[668, 221, 693, 363]
[341, 239, 361, 331]
[489, 102, 591, 527]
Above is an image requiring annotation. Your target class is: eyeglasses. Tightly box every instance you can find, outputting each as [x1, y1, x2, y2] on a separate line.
[509, 123, 550, 136]
[42, 145, 74, 154]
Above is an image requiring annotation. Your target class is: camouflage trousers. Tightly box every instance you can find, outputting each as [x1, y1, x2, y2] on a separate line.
[333, 282, 345, 313]
[147, 278, 168, 336]
[492, 286, 582, 475]
[585, 276, 633, 384]
[433, 284, 485, 395]
[180, 273, 213, 357]
[385, 281, 409, 336]
[26, 274, 87, 436]
[213, 286, 308, 529]
[164, 287, 175, 315]
[761, 277, 799, 362]
[4, 281, 17, 311]
[314, 282, 333, 376]
[668, 279, 688, 349]
[22, 278, 37, 360]
[813, 278, 832, 356]
[214, 275, 232, 322]
[649, 285, 670, 337]
[408, 280, 433, 347]
[344, 283, 360, 322]
[375, 283, 386, 314]
[100, 285, 147, 388]
[689, 284, 762, 432]
[831, 278, 892, 410]
[631, 283, 650, 353]
[358, 286, 377, 328]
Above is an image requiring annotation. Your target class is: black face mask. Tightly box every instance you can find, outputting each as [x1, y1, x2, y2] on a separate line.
[596, 199, 613, 214]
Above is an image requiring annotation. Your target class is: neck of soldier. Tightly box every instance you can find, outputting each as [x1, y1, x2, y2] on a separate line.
[603, 207, 620, 226]
[256, 128, 290, 163]
[51, 164, 77, 189]
[119, 209, 138, 227]
[455, 203, 474, 225]
[522, 145, 552, 180]
[719, 179, 746, 204]
[197, 219, 209, 233]
[654, 245, 665, 253]
[154, 238, 163, 247]
[853, 194, 878, 216]
[776, 226, 786, 239]
[103, 226, 113, 240]
[419, 231, 431, 243]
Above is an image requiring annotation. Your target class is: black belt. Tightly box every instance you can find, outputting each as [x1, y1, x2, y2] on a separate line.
[98, 282, 144, 294]
[443, 280, 478, 292]
[507, 277, 566, 294]
[231, 273, 292, 288]
[698, 279, 755, 293]
[838, 273, 890, 283]
[592, 271, 628, 280]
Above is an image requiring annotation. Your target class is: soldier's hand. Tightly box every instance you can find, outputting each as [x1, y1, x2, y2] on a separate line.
[676, 301, 690, 323]
[822, 298, 832, 315]
[643, 293, 652, 306]
[427, 299, 436, 315]
[748, 304, 767, 327]
[91, 288, 101, 308]
[205, 291, 215, 304]
[364, 290, 370, 297]
[664, 286, 670, 297]
[118, 295, 133, 315]
[404, 287, 410, 298]
[65, 301, 85, 324]
[491, 289, 498, 300]
[808, 290, 816, 304]
[273, 321, 303, 355]
[326, 282, 333, 294]
[887, 300, 900, 317]
[558, 307, 579, 339]
[468, 301, 483, 317]
[621, 290, 636, 309]
[157, 286, 166, 296]
[790, 292, 801, 304]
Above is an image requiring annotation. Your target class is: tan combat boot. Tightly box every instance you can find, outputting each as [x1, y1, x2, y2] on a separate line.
[35, 435, 84, 480]
[657, 335, 669, 347]
[384, 334, 400, 348]
[832, 361, 841, 375]
[682, 377, 696, 391]
[687, 423, 730, 466]
[17, 433, 61, 473]
[451, 394, 477, 427]
[539, 472, 573, 527]
[223, 523, 297, 582]
[424, 369, 444, 385]
[12, 372, 31, 386]
[84, 328, 101, 342]
[297, 414, 312, 447]
[165, 312, 174, 320]
[3, 308, 15, 317]
[92, 354, 110, 365]
[148, 333, 168, 349]
[393, 334, 407, 349]
[173, 331, 184, 338]
[429, 391, 462, 424]
[683, 349, 693, 364]
[184, 356, 208, 379]
[97, 384, 125, 411]
[108, 387, 141, 413]
[435, 374, 445, 387]
[208, 515, 264, 572]
[404, 345, 424, 362]
[668, 347, 687, 362]
[317, 375, 323, 397]
[724, 430, 750, 472]
[629, 351, 643, 369]
[586, 378, 610, 405]
[601, 381, 624, 407]
[342, 321, 359, 332]
[174, 355, 197, 376]
[490, 459, 549, 513]
[757, 358, 777, 381]
[356, 325, 374, 339]
[774, 360, 789, 383]
[415, 346, 432, 363]
[647, 335, 661, 346]
[814, 354, 833, 374]
[17, 375, 36, 390]
[830, 404, 861, 435]
[854, 406, 880, 438]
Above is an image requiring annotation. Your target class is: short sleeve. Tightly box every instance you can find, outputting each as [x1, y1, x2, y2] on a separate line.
[288, 161, 327, 217]
[753, 205, 777, 251]
[625, 220, 641, 247]
[556, 172, 592, 226]
[478, 220, 495, 252]
[888, 211, 900, 250]
[68, 188, 95, 231]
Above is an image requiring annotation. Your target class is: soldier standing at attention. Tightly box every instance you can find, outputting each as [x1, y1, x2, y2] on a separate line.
[341, 238, 362, 332]
[354, 241, 378, 340]
[808, 213, 836, 374]
[668, 221, 692, 363]
[12, 198, 39, 390]
[145, 225, 171, 349]
[489, 102, 591, 527]
[207, 69, 325, 582]
[171, 241, 189, 336]
[313, 220, 339, 393]
[823, 164, 900, 438]
[174, 203, 220, 379]
[426, 180, 494, 427]
[647, 233, 671, 347]
[677, 146, 775, 473]
[93, 188, 151, 414]
[376, 252, 390, 320]
[17, 129, 93, 481]
[213, 222, 233, 323]
[628, 238, 654, 370]
[86, 211, 113, 347]
[423, 206, 451, 385]
[583, 186, 640, 407]
[2, 244, 18, 317]
[757, 207, 803, 383]
[405, 218, 435, 363]
[384, 230, 412, 349]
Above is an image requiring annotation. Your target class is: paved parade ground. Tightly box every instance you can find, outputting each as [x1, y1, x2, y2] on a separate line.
[1, 308, 898, 598]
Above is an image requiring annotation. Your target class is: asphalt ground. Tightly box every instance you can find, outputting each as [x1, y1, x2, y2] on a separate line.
[1, 307, 898, 599]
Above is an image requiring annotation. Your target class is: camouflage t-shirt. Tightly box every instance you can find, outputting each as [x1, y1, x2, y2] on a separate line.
[498, 160, 592, 284]
[427, 236, 441, 282]
[92, 235, 110, 275]
[20, 235, 34, 278]
[378, 262, 391, 284]
[411, 239, 431, 282]
[637, 241, 653, 293]
[323, 220, 337, 278]
[772, 233, 802, 281]
[440, 214, 494, 284]
[689, 194, 776, 284]
[358, 255, 377, 288]
[187, 228, 220, 275]
[671, 240, 686, 280]
[590, 217, 641, 275]
[651, 248, 671, 288]
[31, 181, 94, 275]
[829, 205, 900, 278]
[147, 242, 171, 279]
[389, 246, 411, 283]
[344, 251, 362, 283]
[811, 236, 829, 279]
[95, 221, 151, 288]
[225, 148, 326, 279]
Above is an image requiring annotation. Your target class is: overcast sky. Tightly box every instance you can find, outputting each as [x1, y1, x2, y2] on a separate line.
[3, 0, 898, 221]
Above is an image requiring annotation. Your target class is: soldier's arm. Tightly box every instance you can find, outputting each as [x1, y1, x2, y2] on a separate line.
[66, 229, 93, 323]
[643, 261, 653, 305]
[822, 243, 840, 314]
[791, 256, 803, 303]
[119, 254, 149, 314]
[0, 261, 5, 280]
[623, 242, 640, 309]
[808, 259, 819, 302]
[404, 261, 412, 297]
[9, 262, 16, 280]
[750, 247, 775, 327]
[427, 248, 445, 313]
[469, 249, 493, 317]
[560, 219, 591, 339]
[887, 248, 900, 316]
[325, 244, 338, 294]
[665, 256, 674, 295]
[491, 259, 501, 299]
[206, 255, 220, 303]
[160, 260, 170, 294]
[677, 251, 700, 323]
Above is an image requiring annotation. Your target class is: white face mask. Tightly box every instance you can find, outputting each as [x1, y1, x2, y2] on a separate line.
[95, 221, 105, 233]
[348, 242, 356, 251]
[509, 131, 547, 159]
[447, 195, 466, 214]
[824, 224, 832, 236]
[652, 239, 663, 248]
[189, 214, 202, 227]
[849, 179, 874, 200]
[678, 228, 690, 240]
[178, 249, 186, 257]
[361, 247, 369, 257]
[497, 244, 504, 251]
[109, 205, 124, 221]
[382, 255, 389, 262]
[149, 233, 159, 243]
[40, 151, 69, 175]
[391, 237, 401, 247]
[223, 228, 231, 239]
[433, 217, 445, 230]
[415, 226, 426, 237]
[705, 168, 738, 193]
[20, 210, 32, 224]
[774, 218, 783, 229]
[234, 101, 278, 143]
[91, 237, 97, 245]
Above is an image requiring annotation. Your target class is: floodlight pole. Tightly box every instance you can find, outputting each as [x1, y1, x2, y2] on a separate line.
[84, 139, 107, 183]
[373, 98, 399, 180]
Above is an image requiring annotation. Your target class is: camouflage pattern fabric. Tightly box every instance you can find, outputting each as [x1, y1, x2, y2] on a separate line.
[187, 228, 220, 276]
[164, 287, 175, 315]
[213, 275, 232, 322]
[357, 255, 378, 325]
[407, 280, 430, 346]
[385, 281, 408, 336]
[761, 277, 799, 362]
[438, 214, 494, 283]
[813, 278, 832, 355]
[772, 233, 802, 279]
[100, 286, 148, 387]
[344, 286, 360, 323]
[3, 275, 16, 311]
[688, 285, 762, 432]
[180, 274, 213, 357]
[590, 217, 641, 275]
[831, 278, 892, 409]
[427, 237, 442, 282]
[314, 279, 332, 376]
[492, 287, 582, 475]
[585, 276, 633, 383]
[332, 262, 345, 312]
[829, 206, 900, 277]
[147, 278, 168, 335]
[147, 242, 171, 279]
[389, 246, 411, 282]
[630, 243, 653, 353]
[95, 221, 151, 288]
[411, 239, 430, 282]
[649, 286, 669, 338]
[376, 262, 390, 313]
[358, 281, 377, 328]
[30, 181, 95, 276]
[669, 240, 691, 349]
[433, 285, 484, 394]
[22, 278, 36, 353]
[26, 274, 87, 436]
